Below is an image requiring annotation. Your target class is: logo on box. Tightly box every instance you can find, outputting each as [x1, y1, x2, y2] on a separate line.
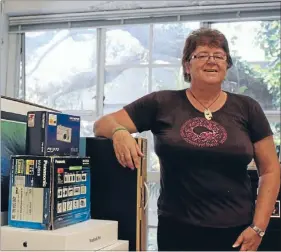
[49, 114, 57, 126]
[28, 114, 35, 127]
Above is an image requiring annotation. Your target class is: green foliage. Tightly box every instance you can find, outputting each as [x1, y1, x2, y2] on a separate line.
[255, 20, 281, 109]
[225, 56, 274, 109]
[224, 21, 280, 144]
[255, 20, 281, 144]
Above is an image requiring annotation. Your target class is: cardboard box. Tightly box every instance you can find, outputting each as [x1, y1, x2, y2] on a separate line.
[26, 111, 80, 156]
[8, 156, 91, 230]
[1, 219, 118, 251]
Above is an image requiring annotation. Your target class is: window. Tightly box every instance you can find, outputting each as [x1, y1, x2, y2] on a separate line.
[103, 25, 150, 115]
[106, 25, 149, 66]
[152, 22, 200, 64]
[212, 21, 280, 110]
[24, 28, 97, 136]
[104, 66, 149, 115]
[212, 21, 280, 144]
[152, 66, 187, 91]
[148, 227, 158, 251]
[147, 181, 160, 251]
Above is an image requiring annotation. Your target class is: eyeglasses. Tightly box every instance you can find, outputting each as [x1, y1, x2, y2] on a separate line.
[190, 53, 227, 62]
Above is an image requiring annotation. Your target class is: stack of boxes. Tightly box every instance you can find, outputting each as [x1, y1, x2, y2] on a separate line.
[7, 111, 91, 230]
[2, 111, 129, 251]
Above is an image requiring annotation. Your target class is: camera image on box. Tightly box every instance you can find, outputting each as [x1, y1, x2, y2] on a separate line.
[57, 125, 72, 143]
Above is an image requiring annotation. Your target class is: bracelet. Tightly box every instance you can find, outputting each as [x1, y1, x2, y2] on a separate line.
[112, 126, 128, 137]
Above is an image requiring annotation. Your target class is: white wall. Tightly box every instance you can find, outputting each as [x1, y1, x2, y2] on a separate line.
[4, 0, 104, 15]
[4, 0, 278, 16]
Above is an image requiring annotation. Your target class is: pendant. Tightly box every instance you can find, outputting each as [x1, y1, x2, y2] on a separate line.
[204, 109, 212, 120]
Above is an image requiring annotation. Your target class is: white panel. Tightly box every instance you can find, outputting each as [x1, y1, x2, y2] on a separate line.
[96, 28, 106, 118]
[4, 0, 103, 15]
[4, 0, 281, 16]
[1, 96, 59, 115]
[8, 1, 280, 33]
[5, 33, 21, 98]
[0, 1, 8, 95]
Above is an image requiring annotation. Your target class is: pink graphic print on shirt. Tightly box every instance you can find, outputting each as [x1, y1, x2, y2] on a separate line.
[180, 117, 227, 147]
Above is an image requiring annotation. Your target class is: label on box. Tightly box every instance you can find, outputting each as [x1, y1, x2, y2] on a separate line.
[11, 186, 45, 222]
[9, 157, 51, 227]
[48, 114, 57, 126]
[28, 113, 35, 127]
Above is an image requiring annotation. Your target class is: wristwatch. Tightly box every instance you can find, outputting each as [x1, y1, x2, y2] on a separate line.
[250, 224, 266, 237]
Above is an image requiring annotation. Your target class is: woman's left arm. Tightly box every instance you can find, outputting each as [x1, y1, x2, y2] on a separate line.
[252, 135, 280, 231]
[233, 135, 280, 251]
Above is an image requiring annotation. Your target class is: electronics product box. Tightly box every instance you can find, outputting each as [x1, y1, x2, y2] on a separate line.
[8, 155, 91, 230]
[26, 111, 80, 156]
[1, 219, 118, 251]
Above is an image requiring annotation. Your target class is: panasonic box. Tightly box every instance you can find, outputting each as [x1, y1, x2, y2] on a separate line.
[8, 156, 91, 230]
[26, 111, 80, 156]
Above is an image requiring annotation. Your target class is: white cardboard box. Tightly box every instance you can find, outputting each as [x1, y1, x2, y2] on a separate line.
[1, 219, 118, 251]
[99, 240, 129, 251]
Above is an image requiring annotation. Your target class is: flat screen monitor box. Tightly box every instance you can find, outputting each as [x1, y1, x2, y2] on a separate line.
[1, 96, 59, 226]
[85, 137, 148, 251]
[1, 112, 26, 221]
[8, 156, 91, 230]
[1, 219, 118, 251]
[26, 111, 80, 156]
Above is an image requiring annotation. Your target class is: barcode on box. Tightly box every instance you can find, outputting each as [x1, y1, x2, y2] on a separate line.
[11, 195, 17, 220]
[14, 176, 25, 186]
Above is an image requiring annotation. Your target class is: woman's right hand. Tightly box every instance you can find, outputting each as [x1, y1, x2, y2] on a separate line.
[112, 130, 144, 169]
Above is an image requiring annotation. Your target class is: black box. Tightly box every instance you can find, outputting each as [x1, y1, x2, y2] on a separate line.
[85, 137, 148, 251]
[26, 111, 80, 156]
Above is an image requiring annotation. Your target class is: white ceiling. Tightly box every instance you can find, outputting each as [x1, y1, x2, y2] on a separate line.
[4, 0, 280, 16]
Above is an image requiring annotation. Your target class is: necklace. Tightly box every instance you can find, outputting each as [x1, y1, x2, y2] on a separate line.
[189, 89, 221, 120]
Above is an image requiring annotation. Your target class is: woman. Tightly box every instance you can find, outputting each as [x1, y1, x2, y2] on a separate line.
[94, 28, 280, 251]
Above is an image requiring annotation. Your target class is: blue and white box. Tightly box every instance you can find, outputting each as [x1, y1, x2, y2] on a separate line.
[8, 155, 91, 230]
[26, 111, 80, 156]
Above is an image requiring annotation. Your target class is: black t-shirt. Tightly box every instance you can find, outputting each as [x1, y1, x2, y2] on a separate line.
[123, 89, 273, 228]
